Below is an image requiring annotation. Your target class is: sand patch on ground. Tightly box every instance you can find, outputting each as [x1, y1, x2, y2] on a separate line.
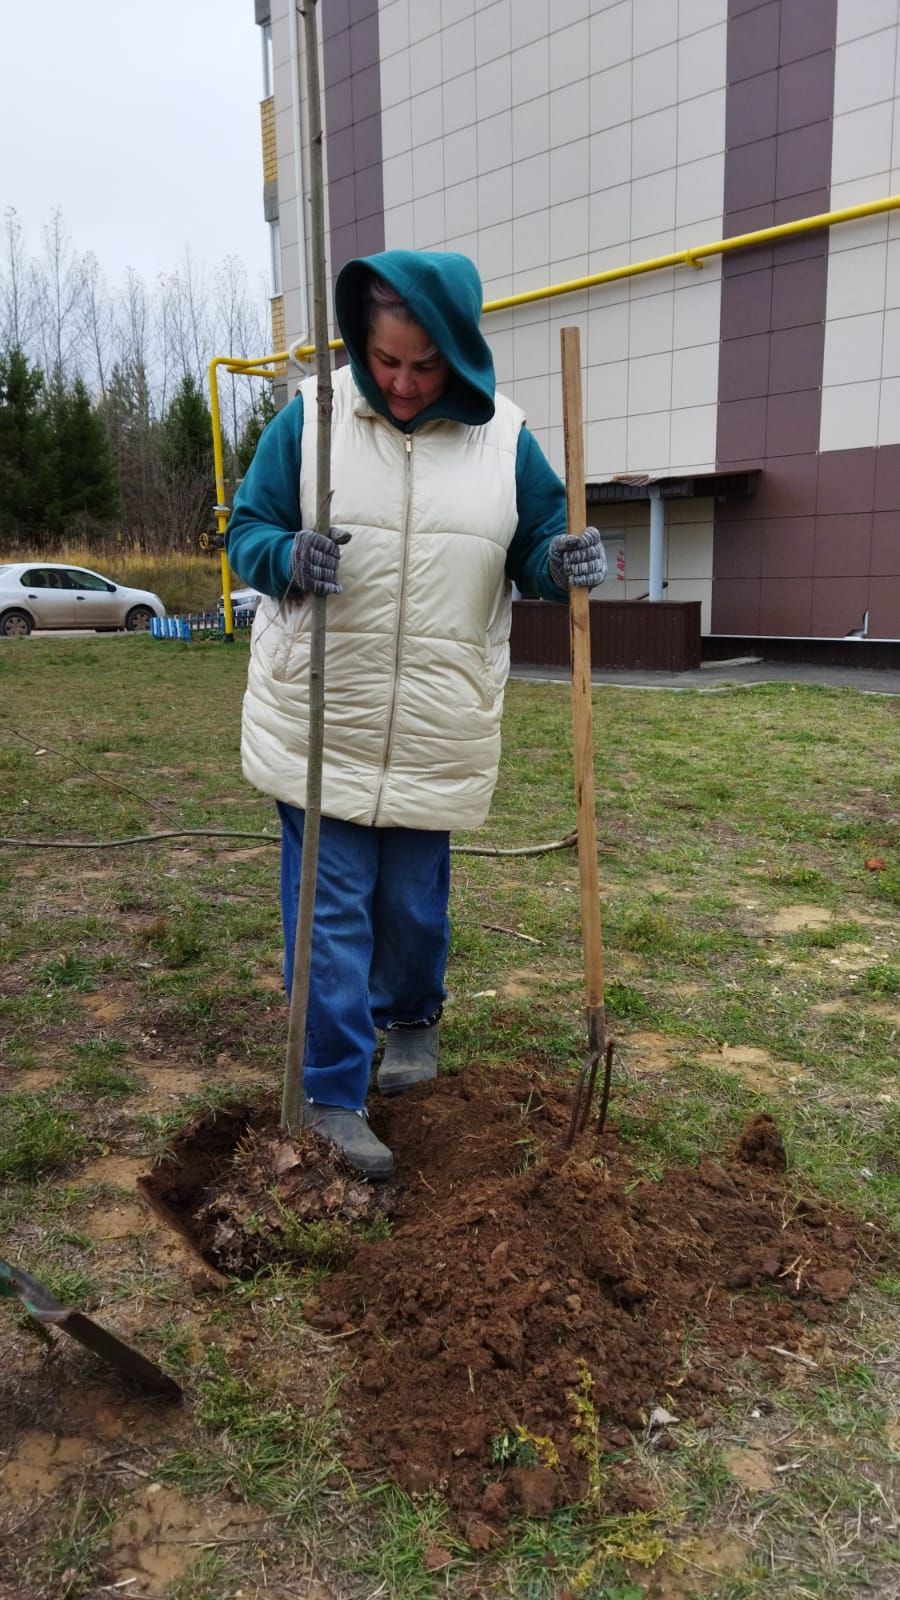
[769, 905, 834, 933]
[0, 1432, 93, 1503]
[253, 969, 285, 993]
[107, 1483, 257, 1596]
[14, 1068, 61, 1091]
[697, 1044, 804, 1093]
[79, 993, 131, 1023]
[500, 967, 546, 999]
[623, 1032, 686, 1073]
[79, 1154, 149, 1188]
[82, 1200, 150, 1242]
[132, 1064, 206, 1106]
[648, 1534, 747, 1597]
[722, 1445, 776, 1492]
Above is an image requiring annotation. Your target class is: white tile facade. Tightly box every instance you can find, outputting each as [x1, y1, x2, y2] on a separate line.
[379, 0, 726, 480]
[821, 0, 900, 449]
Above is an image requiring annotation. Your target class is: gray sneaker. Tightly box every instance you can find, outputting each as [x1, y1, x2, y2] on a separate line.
[297, 1098, 395, 1180]
[377, 1022, 439, 1096]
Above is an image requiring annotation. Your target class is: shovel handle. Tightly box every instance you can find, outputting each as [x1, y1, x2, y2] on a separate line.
[560, 327, 605, 1030]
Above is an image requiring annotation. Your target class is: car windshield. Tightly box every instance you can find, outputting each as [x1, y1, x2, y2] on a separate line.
[0, 565, 12, 574]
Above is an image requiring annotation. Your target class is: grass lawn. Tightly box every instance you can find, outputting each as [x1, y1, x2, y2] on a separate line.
[0, 635, 897, 1600]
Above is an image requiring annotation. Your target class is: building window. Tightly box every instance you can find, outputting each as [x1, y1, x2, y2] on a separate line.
[261, 22, 274, 98]
[269, 218, 282, 297]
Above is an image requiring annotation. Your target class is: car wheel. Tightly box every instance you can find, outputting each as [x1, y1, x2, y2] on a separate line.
[125, 605, 155, 632]
[0, 609, 33, 638]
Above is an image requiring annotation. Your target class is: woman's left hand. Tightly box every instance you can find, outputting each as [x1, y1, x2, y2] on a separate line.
[548, 527, 607, 589]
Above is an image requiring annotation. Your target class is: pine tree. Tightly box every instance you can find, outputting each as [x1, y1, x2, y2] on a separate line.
[98, 361, 163, 548]
[162, 373, 215, 541]
[164, 373, 214, 479]
[0, 347, 56, 543]
[236, 383, 277, 477]
[49, 374, 119, 534]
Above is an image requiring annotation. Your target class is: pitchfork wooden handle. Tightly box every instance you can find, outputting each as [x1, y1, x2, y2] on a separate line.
[560, 327, 606, 1042]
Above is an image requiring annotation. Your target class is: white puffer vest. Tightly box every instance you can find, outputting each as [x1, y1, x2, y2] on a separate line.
[241, 365, 525, 830]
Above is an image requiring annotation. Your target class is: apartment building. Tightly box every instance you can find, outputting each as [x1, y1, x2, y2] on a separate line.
[252, 0, 900, 645]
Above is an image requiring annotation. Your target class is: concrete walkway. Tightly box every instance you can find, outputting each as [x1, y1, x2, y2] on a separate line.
[511, 657, 900, 696]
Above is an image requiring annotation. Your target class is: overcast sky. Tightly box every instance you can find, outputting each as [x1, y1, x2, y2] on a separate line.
[1, 0, 270, 295]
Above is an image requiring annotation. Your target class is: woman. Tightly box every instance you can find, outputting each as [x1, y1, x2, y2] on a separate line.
[226, 249, 605, 1178]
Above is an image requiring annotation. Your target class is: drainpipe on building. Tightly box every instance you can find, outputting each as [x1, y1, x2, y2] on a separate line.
[648, 485, 666, 603]
[287, 0, 309, 353]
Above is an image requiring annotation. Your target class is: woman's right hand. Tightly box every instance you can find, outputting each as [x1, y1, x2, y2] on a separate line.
[290, 527, 352, 596]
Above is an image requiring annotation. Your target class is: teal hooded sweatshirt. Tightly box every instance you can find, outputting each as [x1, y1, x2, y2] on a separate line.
[225, 249, 568, 603]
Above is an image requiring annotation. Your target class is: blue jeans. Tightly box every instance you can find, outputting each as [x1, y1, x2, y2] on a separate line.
[278, 802, 451, 1110]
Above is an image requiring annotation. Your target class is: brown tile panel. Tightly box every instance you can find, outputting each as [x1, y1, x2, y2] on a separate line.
[777, 50, 836, 133]
[813, 514, 873, 576]
[770, 254, 829, 327]
[323, 0, 350, 36]
[351, 64, 380, 122]
[810, 577, 870, 635]
[328, 77, 354, 132]
[714, 522, 763, 578]
[816, 449, 877, 515]
[760, 515, 816, 575]
[759, 576, 813, 633]
[327, 124, 356, 181]
[712, 578, 762, 631]
[726, 72, 778, 148]
[353, 114, 382, 169]
[868, 575, 900, 635]
[719, 267, 774, 339]
[727, 2, 781, 82]
[718, 397, 769, 463]
[768, 323, 825, 393]
[350, 11, 379, 71]
[725, 137, 778, 212]
[324, 28, 351, 84]
[871, 513, 900, 573]
[779, 0, 838, 65]
[765, 389, 820, 456]
[873, 446, 900, 511]
[324, 0, 385, 278]
[775, 125, 832, 200]
[720, 333, 771, 400]
[356, 214, 385, 254]
[354, 165, 383, 221]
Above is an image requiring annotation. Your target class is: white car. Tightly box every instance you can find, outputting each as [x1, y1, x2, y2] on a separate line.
[0, 562, 166, 637]
[218, 586, 262, 628]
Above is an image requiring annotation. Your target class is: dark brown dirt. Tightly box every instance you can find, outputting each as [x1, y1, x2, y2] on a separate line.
[143, 1065, 888, 1532]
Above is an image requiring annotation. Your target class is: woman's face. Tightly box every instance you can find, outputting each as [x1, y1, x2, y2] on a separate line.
[366, 309, 450, 422]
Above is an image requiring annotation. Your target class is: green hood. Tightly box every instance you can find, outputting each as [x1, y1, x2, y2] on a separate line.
[334, 249, 495, 428]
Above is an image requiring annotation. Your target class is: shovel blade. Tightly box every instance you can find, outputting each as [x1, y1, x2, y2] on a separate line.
[1, 1257, 181, 1401]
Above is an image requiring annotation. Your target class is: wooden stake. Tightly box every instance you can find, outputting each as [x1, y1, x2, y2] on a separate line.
[560, 326, 606, 1058]
[282, 0, 332, 1132]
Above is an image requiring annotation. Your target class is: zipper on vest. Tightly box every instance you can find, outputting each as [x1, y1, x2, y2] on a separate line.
[373, 432, 413, 824]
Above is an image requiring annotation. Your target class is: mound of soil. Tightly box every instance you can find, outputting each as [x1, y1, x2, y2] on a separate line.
[143, 1068, 886, 1533]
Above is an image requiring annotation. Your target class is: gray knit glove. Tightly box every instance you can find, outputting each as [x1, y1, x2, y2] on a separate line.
[290, 527, 351, 596]
[549, 527, 607, 589]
